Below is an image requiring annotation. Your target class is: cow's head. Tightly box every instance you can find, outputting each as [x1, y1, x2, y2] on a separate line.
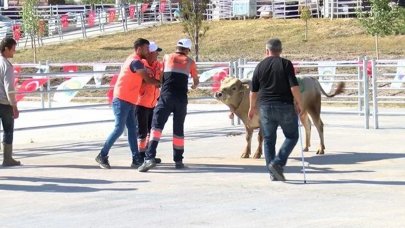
[215, 77, 250, 108]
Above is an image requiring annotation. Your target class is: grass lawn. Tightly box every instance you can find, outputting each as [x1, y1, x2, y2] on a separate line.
[14, 18, 405, 64]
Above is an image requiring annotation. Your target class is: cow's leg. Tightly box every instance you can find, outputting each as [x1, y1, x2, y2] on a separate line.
[300, 112, 311, 152]
[308, 108, 325, 155]
[253, 129, 263, 159]
[241, 127, 253, 158]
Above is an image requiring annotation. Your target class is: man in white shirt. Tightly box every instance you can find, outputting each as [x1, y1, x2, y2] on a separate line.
[0, 37, 20, 166]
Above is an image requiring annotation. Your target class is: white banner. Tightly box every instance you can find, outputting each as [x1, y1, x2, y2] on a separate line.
[53, 75, 93, 103]
[93, 64, 106, 87]
[390, 60, 405, 89]
[318, 62, 336, 93]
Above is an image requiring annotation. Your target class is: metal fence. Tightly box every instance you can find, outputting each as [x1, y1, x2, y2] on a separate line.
[0, 3, 180, 44]
[2, 57, 404, 132]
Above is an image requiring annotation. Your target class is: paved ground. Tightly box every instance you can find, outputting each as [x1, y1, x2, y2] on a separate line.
[1, 104, 405, 227]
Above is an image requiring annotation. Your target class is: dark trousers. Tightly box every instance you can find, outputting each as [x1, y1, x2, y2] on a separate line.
[136, 105, 153, 153]
[0, 104, 14, 144]
[145, 96, 187, 162]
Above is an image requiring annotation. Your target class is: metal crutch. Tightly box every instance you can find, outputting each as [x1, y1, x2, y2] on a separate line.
[298, 117, 307, 184]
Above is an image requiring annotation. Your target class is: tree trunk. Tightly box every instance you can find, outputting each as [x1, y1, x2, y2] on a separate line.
[195, 25, 199, 62]
[375, 35, 379, 59]
[32, 34, 37, 63]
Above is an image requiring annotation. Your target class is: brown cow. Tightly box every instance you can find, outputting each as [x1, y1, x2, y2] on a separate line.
[215, 77, 344, 158]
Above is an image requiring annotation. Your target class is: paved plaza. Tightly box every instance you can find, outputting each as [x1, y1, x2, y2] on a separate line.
[1, 104, 405, 227]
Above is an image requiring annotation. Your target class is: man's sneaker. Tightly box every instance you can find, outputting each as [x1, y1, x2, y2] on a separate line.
[175, 161, 185, 169]
[268, 163, 286, 181]
[155, 158, 162, 164]
[138, 159, 157, 172]
[95, 154, 111, 169]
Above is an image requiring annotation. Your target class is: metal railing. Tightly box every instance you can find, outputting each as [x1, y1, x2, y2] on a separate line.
[3, 57, 404, 132]
[1, 3, 180, 46]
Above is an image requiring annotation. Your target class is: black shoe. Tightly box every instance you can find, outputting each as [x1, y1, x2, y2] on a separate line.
[269, 172, 278, 181]
[268, 163, 285, 181]
[95, 154, 111, 169]
[130, 158, 143, 169]
[175, 161, 185, 169]
[138, 159, 157, 172]
[155, 158, 162, 164]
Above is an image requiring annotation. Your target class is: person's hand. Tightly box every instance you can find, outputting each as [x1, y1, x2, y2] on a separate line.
[248, 107, 256, 120]
[13, 106, 19, 119]
[295, 102, 303, 115]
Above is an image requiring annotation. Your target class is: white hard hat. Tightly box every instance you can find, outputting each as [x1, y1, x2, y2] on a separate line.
[176, 38, 192, 49]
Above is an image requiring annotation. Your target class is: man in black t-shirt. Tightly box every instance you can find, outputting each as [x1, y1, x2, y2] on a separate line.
[248, 38, 303, 181]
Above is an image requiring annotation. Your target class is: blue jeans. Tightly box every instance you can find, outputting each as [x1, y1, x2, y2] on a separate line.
[100, 98, 139, 160]
[260, 102, 299, 167]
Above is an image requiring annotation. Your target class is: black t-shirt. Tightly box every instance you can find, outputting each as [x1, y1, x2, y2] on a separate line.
[251, 56, 298, 105]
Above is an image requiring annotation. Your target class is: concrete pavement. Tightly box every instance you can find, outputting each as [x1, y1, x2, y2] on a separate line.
[1, 104, 405, 227]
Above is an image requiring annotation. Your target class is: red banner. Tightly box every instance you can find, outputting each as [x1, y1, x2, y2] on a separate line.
[61, 15, 69, 28]
[13, 65, 21, 86]
[129, 5, 135, 19]
[88, 11, 96, 27]
[16, 78, 49, 102]
[358, 60, 372, 78]
[12, 24, 21, 41]
[141, 3, 149, 13]
[63, 65, 78, 80]
[211, 68, 229, 92]
[159, 1, 166, 13]
[108, 8, 116, 23]
[107, 74, 118, 104]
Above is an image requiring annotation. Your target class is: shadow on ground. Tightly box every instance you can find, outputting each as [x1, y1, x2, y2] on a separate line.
[0, 176, 146, 193]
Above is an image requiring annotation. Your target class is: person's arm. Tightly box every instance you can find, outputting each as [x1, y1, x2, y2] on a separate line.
[130, 60, 160, 86]
[3, 64, 19, 119]
[190, 61, 199, 89]
[286, 60, 302, 115]
[248, 65, 260, 120]
[248, 92, 258, 120]
[291, 86, 302, 115]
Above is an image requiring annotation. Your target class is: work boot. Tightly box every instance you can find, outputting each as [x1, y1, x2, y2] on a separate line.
[95, 153, 111, 169]
[175, 161, 185, 169]
[140, 152, 161, 164]
[138, 159, 157, 172]
[268, 163, 286, 181]
[2, 143, 21, 166]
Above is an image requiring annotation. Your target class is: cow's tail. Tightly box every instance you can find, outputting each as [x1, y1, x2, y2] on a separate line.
[318, 80, 345, 98]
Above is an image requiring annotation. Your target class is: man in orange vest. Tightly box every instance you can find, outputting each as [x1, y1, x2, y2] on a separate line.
[138, 38, 199, 172]
[96, 38, 161, 169]
[136, 41, 163, 164]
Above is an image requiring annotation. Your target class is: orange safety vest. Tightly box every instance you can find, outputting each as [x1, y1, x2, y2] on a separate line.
[113, 53, 144, 104]
[136, 59, 162, 108]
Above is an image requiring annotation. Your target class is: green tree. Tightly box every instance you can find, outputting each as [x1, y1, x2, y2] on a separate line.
[394, 7, 405, 34]
[21, 0, 40, 63]
[299, 5, 312, 42]
[357, 0, 399, 59]
[179, 0, 210, 62]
